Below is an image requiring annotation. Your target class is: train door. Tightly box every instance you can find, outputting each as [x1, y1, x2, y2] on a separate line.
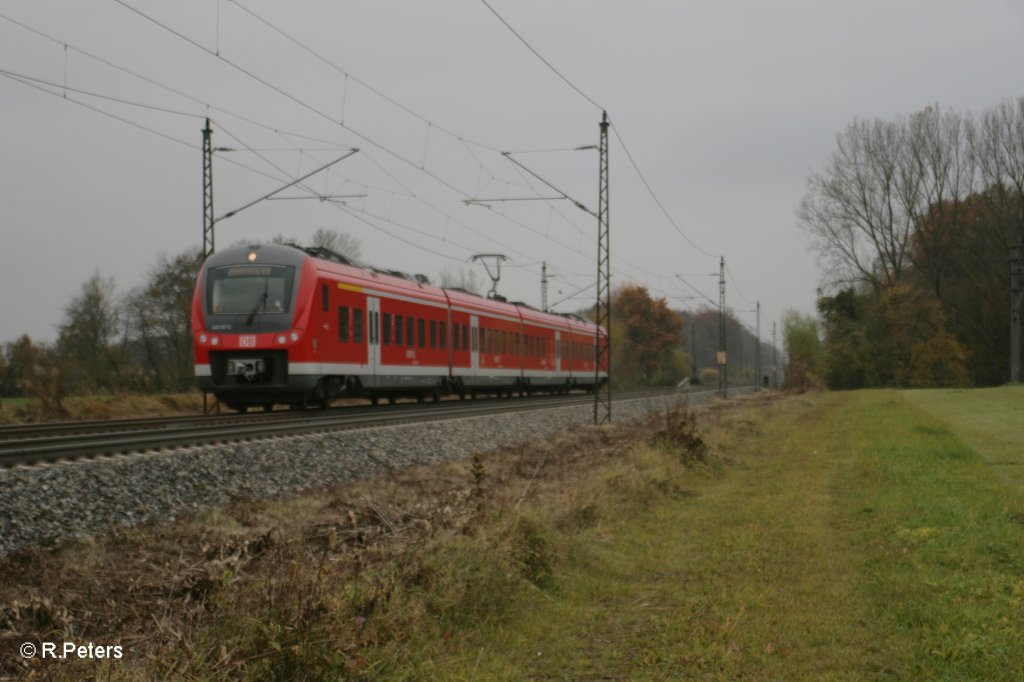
[470, 314, 479, 379]
[555, 330, 561, 374]
[367, 296, 381, 387]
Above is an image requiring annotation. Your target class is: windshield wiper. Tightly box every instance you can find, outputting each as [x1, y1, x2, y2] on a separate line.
[245, 280, 270, 326]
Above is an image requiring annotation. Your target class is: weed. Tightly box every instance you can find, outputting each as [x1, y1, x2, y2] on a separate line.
[652, 405, 711, 465]
[511, 516, 554, 588]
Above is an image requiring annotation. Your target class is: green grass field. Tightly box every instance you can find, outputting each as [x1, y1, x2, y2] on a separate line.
[374, 388, 1024, 679]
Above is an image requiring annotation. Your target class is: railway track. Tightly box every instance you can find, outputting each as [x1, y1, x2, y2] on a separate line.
[0, 385, 748, 467]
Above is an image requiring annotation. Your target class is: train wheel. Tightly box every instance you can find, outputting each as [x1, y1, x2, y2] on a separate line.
[431, 391, 440, 403]
[262, 403, 274, 413]
[370, 395, 379, 406]
[416, 394, 425, 404]
[387, 395, 397, 405]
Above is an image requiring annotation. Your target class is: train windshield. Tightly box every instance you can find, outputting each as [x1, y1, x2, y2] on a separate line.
[207, 264, 295, 315]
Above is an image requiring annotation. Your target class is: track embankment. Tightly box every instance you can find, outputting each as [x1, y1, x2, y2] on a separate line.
[0, 387, 742, 556]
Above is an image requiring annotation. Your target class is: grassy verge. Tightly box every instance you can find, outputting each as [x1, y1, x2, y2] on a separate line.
[371, 389, 1024, 679]
[0, 391, 206, 423]
[4, 389, 1024, 679]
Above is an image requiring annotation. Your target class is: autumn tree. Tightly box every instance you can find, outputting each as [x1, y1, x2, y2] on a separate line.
[910, 190, 1017, 384]
[611, 285, 685, 387]
[802, 98, 1024, 386]
[879, 284, 969, 387]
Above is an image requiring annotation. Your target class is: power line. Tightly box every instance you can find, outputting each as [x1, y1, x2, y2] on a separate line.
[0, 67, 203, 119]
[228, 0, 505, 154]
[471, 1, 724, 270]
[2, 9, 608, 301]
[109, 0, 712, 298]
[1, 70, 196, 150]
[609, 124, 719, 260]
[725, 262, 754, 305]
[15, 4, 735, 311]
[476, 0, 604, 112]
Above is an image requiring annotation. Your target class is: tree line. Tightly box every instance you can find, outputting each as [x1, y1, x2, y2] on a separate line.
[796, 98, 1024, 389]
[0, 229, 359, 407]
[0, 249, 772, 407]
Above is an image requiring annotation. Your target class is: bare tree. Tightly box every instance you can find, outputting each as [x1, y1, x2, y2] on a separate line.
[438, 265, 483, 294]
[799, 117, 916, 289]
[800, 105, 982, 293]
[972, 97, 1024, 241]
[309, 228, 363, 262]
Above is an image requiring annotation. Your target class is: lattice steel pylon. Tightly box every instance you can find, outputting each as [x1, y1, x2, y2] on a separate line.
[718, 256, 726, 398]
[202, 118, 215, 260]
[594, 112, 611, 425]
[1012, 243, 1023, 382]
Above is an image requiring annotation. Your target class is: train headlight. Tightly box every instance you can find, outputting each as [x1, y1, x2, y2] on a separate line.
[277, 335, 287, 345]
[199, 334, 208, 344]
[290, 331, 300, 342]
[210, 336, 220, 346]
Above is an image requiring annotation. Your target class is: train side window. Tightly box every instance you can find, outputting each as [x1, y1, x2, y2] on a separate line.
[383, 313, 392, 346]
[395, 315, 404, 346]
[500, 330, 506, 355]
[440, 321, 447, 349]
[430, 320, 437, 348]
[406, 316, 414, 346]
[463, 325, 469, 352]
[354, 308, 364, 343]
[471, 326, 477, 352]
[417, 318, 425, 348]
[453, 323, 460, 351]
[514, 332, 519, 355]
[338, 307, 349, 342]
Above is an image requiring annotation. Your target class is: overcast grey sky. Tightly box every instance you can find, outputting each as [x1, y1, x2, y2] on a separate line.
[1, 0, 1022, 344]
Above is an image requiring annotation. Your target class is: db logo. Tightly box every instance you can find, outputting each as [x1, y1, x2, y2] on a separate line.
[239, 335, 256, 347]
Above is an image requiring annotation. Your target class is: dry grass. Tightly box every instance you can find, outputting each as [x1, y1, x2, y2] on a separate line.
[1, 393, 764, 679]
[0, 392, 206, 423]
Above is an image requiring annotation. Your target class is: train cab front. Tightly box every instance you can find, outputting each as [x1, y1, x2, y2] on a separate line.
[192, 244, 316, 410]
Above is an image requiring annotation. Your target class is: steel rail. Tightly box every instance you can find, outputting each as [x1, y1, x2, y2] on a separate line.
[0, 386, 753, 467]
[0, 390, 623, 442]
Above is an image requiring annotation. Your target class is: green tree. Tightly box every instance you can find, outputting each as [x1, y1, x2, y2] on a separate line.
[1, 335, 65, 411]
[56, 272, 124, 392]
[782, 309, 822, 391]
[125, 248, 204, 391]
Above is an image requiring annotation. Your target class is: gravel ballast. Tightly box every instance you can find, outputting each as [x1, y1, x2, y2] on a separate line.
[0, 392, 720, 556]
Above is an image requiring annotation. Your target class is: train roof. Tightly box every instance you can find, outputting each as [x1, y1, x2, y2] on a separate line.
[207, 243, 603, 332]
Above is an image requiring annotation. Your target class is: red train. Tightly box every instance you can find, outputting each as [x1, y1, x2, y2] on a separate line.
[192, 243, 607, 412]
